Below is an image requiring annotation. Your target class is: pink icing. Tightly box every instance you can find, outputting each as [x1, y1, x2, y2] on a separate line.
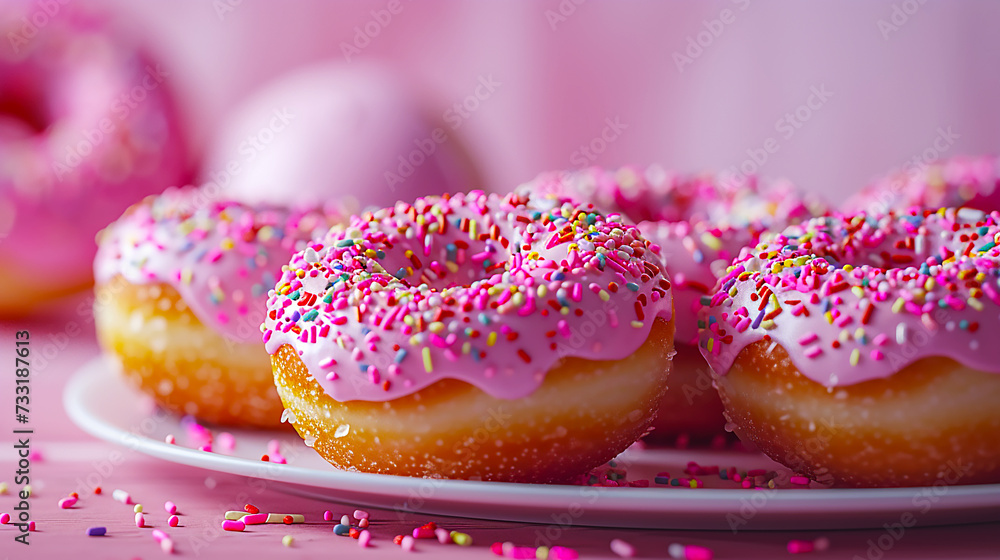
[844, 155, 1000, 215]
[262, 190, 673, 402]
[202, 63, 476, 211]
[524, 165, 826, 344]
[0, 5, 188, 286]
[95, 187, 342, 343]
[699, 208, 1000, 386]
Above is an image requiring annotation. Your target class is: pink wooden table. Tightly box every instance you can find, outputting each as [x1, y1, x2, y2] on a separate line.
[2, 296, 999, 559]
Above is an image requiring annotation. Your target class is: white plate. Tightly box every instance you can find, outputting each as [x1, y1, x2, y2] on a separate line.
[65, 357, 1000, 530]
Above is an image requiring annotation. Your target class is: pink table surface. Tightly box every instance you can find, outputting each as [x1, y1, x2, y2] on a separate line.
[2, 295, 1000, 559]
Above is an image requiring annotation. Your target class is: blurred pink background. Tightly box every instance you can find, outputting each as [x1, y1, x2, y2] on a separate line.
[98, 0, 1000, 201]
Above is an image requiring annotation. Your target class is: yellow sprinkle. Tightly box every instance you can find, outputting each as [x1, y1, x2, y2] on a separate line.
[850, 348, 860, 366]
[706, 338, 715, 352]
[537, 285, 548, 298]
[892, 298, 905, 313]
[487, 332, 497, 347]
[282, 535, 294, 547]
[428, 322, 445, 333]
[761, 320, 776, 330]
[700, 232, 722, 251]
[462, 342, 471, 355]
[924, 278, 935, 290]
[968, 298, 984, 311]
[422, 347, 433, 372]
[598, 290, 610, 302]
[469, 220, 478, 240]
[630, 320, 643, 328]
[824, 311, 834, 324]
[854, 327, 866, 341]
[843, 264, 854, 272]
[133, 504, 143, 513]
[688, 479, 698, 489]
[851, 286, 865, 299]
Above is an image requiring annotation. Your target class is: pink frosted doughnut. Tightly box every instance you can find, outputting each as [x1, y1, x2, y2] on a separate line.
[0, 6, 187, 314]
[264, 190, 674, 482]
[844, 155, 1000, 215]
[202, 63, 477, 211]
[699, 207, 1000, 486]
[524, 165, 827, 441]
[94, 187, 343, 427]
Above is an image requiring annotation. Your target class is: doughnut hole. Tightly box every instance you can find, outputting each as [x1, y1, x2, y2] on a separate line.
[718, 340, 1000, 487]
[0, 76, 50, 136]
[644, 342, 726, 442]
[272, 317, 674, 482]
[94, 278, 284, 428]
[372, 223, 511, 291]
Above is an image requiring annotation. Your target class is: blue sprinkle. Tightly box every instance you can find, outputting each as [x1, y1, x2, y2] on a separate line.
[654, 476, 671, 485]
[302, 309, 319, 321]
[395, 349, 407, 363]
[820, 298, 832, 313]
[751, 307, 766, 329]
[290, 310, 301, 322]
[359, 364, 368, 372]
[333, 524, 351, 535]
[86, 527, 107, 537]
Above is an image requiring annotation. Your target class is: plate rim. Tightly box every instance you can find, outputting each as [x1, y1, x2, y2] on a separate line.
[64, 356, 1000, 527]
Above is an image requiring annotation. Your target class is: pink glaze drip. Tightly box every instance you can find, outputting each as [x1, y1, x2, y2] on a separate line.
[844, 155, 1000, 215]
[262, 190, 673, 402]
[523, 165, 826, 344]
[699, 208, 1000, 386]
[95, 187, 342, 343]
[0, 5, 188, 284]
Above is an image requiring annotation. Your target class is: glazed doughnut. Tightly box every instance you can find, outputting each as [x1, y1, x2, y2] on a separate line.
[844, 155, 1000, 215]
[525, 165, 826, 441]
[94, 187, 341, 427]
[0, 6, 187, 314]
[263, 190, 675, 482]
[203, 63, 478, 210]
[699, 208, 1000, 487]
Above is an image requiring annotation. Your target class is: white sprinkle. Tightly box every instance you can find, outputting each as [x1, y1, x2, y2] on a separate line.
[896, 323, 907, 345]
[334, 424, 350, 438]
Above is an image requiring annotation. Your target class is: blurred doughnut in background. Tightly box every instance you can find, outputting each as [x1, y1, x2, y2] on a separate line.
[0, 1, 189, 315]
[202, 63, 480, 211]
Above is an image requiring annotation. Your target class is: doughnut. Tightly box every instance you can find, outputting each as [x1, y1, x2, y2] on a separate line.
[263, 190, 675, 482]
[699, 208, 1000, 487]
[94, 187, 342, 427]
[525, 165, 826, 441]
[0, 6, 188, 314]
[844, 155, 1000, 215]
[203, 63, 478, 211]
